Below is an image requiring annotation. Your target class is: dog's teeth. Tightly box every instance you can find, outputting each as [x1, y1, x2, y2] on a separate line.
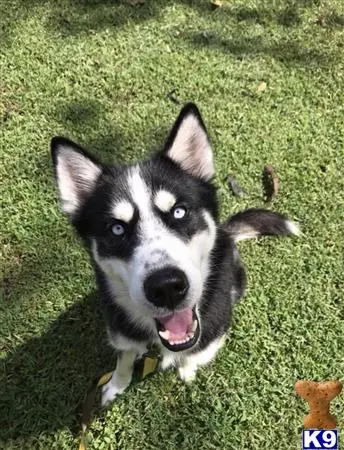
[159, 330, 171, 340]
[192, 320, 198, 332]
[166, 334, 196, 346]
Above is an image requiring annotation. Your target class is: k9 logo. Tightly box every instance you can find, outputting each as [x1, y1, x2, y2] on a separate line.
[302, 430, 338, 450]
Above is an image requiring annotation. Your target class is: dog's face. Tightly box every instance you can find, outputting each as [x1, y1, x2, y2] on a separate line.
[52, 104, 218, 352]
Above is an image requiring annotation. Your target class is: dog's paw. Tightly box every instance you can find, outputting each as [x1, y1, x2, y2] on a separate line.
[101, 375, 128, 407]
[178, 365, 197, 383]
[101, 380, 119, 407]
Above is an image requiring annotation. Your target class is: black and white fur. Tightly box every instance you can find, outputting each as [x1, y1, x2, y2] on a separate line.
[51, 103, 299, 406]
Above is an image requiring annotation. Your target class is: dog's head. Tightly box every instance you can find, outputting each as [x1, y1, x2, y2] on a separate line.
[52, 104, 218, 352]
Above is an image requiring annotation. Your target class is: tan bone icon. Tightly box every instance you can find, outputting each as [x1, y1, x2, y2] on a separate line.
[295, 380, 342, 429]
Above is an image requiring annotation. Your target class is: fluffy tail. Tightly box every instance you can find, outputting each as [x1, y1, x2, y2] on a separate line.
[225, 208, 300, 242]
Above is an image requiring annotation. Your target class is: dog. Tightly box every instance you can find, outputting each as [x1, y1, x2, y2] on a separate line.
[51, 103, 299, 406]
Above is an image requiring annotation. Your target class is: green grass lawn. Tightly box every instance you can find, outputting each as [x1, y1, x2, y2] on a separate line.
[1, 0, 344, 448]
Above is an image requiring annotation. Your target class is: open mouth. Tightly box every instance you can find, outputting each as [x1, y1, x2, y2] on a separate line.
[155, 307, 200, 352]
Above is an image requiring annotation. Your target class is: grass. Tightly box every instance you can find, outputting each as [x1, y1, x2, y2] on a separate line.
[1, 0, 344, 448]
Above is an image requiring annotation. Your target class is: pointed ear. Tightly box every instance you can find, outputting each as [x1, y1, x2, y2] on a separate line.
[163, 103, 214, 181]
[51, 137, 101, 218]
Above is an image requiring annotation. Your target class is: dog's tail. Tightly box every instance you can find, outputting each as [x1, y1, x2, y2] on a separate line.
[225, 208, 300, 242]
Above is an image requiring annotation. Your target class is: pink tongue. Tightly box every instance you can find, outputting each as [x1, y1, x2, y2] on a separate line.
[159, 308, 193, 338]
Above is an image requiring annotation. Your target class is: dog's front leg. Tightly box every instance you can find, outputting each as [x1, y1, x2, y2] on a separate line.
[178, 360, 198, 383]
[101, 349, 137, 407]
[178, 336, 226, 383]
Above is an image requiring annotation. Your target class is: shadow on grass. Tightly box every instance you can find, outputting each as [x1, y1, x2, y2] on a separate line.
[187, 31, 340, 67]
[54, 98, 133, 164]
[1, 245, 72, 306]
[2, 0, 343, 69]
[0, 292, 115, 442]
[62, 99, 103, 126]
[316, 11, 344, 27]
[54, 98, 173, 163]
[224, 3, 302, 27]
[1, 0, 209, 44]
[227, 2, 342, 28]
[182, 2, 343, 67]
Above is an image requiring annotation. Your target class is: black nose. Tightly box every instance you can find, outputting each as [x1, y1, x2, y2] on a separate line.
[144, 267, 189, 309]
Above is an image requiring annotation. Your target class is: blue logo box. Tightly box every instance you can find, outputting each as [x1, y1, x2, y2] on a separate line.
[302, 429, 338, 450]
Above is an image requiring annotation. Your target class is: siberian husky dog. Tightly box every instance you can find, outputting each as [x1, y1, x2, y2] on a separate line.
[51, 103, 299, 405]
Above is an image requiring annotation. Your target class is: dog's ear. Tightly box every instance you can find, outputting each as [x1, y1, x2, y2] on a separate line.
[51, 137, 101, 218]
[163, 103, 214, 181]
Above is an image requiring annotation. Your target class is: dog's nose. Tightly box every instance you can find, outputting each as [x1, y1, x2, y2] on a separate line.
[144, 267, 189, 309]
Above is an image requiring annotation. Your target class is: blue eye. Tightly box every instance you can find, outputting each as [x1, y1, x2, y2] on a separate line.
[173, 206, 186, 219]
[111, 223, 125, 236]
